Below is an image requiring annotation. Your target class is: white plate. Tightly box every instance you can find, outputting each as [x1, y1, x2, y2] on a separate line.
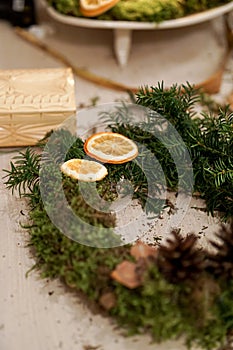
[42, 1, 233, 66]
[45, 1, 233, 30]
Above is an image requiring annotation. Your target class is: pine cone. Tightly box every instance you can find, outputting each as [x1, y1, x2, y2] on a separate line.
[206, 222, 233, 279]
[157, 229, 205, 284]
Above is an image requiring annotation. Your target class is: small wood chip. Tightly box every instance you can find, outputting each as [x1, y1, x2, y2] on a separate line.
[130, 241, 157, 261]
[111, 261, 141, 289]
[99, 292, 116, 310]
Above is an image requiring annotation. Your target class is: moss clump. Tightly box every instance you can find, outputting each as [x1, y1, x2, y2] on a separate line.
[183, 0, 232, 15]
[28, 210, 132, 299]
[48, 0, 232, 22]
[48, 0, 82, 16]
[100, 0, 184, 22]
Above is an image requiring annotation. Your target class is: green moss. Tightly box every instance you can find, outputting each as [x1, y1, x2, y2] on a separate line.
[100, 0, 184, 22]
[29, 212, 131, 299]
[110, 267, 228, 348]
[47, 0, 232, 22]
[48, 0, 81, 16]
[183, 0, 232, 15]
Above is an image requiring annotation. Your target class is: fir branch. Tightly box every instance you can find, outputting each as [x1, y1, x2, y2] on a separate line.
[135, 83, 233, 220]
[3, 148, 40, 196]
[205, 159, 233, 188]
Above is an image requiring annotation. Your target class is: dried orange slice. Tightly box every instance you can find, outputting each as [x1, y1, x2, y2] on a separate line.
[84, 132, 138, 164]
[61, 159, 108, 182]
[80, 0, 120, 17]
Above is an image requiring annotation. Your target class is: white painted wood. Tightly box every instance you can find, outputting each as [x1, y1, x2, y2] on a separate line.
[113, 29, 132, 67]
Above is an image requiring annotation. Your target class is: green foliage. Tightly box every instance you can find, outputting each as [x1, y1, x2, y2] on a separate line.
[28, 208, 131, 299]
[100, 0, 184, 22]
[47, 0, 232, 22]
[135, 83, 233, 220]
[183, 0, 232, 15]
[3, 147, 40, 196]
[39, 126, 164, 217]
[111, 266, 185, 340]
[217, 281, 233, 331]
[48, 0, 81, 16]
[40, 128, 86, 164]
[101, 87, 197, 194]
[110, 266, 229, 350]
[3, 82, 233, 350]
[109, 123, 180, 190]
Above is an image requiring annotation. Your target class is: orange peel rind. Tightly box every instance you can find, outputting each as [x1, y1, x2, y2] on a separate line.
[80, 0, 121, 17]
[84, 132, 138, 164]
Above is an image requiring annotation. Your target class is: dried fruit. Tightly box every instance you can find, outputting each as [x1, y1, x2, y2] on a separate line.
[84, 132, 138, 164]
[80, 0, 121, 17]
[60, 158, 108, 182]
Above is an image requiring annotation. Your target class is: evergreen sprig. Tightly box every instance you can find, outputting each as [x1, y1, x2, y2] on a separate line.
[4, 147, 40, 196]
[134, 83, 233, 220]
